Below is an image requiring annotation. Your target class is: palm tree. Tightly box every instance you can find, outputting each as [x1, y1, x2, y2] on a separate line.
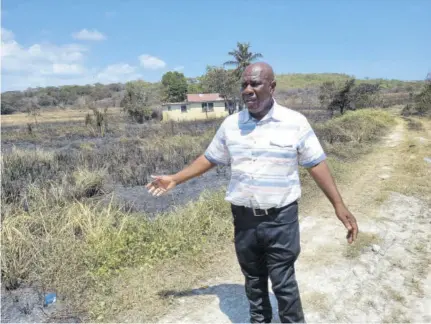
[223, 42, 263, 79]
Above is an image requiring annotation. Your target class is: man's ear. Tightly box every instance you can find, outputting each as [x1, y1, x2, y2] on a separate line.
[270, 80, 276, 94]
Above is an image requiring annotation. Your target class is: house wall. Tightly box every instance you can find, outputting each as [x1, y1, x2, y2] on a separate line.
[162, 101, 228, 121]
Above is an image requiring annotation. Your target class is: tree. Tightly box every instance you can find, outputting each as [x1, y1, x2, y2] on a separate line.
[187, 77, 204, 94]
[161, 71, 188, 102]
[224, 42, 263, 79]
[319, 81, 336, 110]
[320, 79, 380, 117]
[413, 73, 431, 115]
[350, 83, 381, 108]
[1, 102, 16, 115]
[201, 66, 239, 114]
[120, 81, 155, 123]
[327, 79, 356, 116]
[23, 97, 41, 124]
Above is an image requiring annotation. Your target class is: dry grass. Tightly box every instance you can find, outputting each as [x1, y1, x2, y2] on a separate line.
[343, 232, 381, 259]
[301, 291, 331, 314]
[314, 109, 397, 160]
[1, 107, 123, 126]
[378, 117, 431, 202]
[1, 189, 232, 321]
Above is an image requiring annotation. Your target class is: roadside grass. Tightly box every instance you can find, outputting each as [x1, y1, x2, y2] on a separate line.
[1, 108, 397, 322]
[314, 109, 397, 160]
[377, 116, 431, 202]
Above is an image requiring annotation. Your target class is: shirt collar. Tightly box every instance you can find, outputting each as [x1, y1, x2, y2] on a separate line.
[239, 99, 282, 124]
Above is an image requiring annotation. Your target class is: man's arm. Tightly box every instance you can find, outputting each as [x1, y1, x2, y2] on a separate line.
[173, 154, 216, 185]
[307, 160, 344, 208]
[147, 119, 230, 197]
[296, 115, 358, 243]
[307, 160, 358, 244]
[146, 155, 215, 196]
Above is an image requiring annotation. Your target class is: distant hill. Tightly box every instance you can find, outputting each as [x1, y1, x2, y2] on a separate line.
[1, 73, 424, 115]
[275, 73, 422, 91]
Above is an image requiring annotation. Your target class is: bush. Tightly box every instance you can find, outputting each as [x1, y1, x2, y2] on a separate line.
[1, 102, 17, 115]
[72, 168, 107, 199]
[315, 109, 395, 144]
[314, 109, 396, 159]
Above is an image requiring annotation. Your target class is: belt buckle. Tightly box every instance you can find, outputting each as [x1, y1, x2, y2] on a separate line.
[252, 208, 268, 217]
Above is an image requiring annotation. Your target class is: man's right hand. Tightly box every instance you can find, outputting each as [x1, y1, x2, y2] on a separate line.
[146, 175, 177, 197]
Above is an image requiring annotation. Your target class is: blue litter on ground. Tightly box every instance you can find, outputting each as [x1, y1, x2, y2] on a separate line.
[424, 157, 431, 164]
[44, 293, 56, 306]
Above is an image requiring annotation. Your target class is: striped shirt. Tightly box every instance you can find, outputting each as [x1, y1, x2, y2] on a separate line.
[204, 100, 326, 209]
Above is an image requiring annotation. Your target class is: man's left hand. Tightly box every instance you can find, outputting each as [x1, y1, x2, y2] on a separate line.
[334, 204, 358, 244]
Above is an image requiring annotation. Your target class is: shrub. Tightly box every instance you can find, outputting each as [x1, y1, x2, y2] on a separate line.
[72, 168, 107, 199]
[314, 109, 396, 159]
[314, 109, 395, 144]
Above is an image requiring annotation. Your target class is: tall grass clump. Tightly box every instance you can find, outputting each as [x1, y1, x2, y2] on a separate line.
[314, 109, 396, 159]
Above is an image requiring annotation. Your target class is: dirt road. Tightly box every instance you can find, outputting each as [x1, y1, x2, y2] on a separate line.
[157, 120, 431, 323]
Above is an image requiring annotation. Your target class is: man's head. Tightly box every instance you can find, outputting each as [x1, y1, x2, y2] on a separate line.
[241, 62, 276, 118]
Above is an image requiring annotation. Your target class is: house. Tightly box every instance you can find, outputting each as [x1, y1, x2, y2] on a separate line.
[162, 93, 233, 121]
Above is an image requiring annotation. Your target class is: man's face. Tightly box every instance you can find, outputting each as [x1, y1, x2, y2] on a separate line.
[241, 67, 275, 115]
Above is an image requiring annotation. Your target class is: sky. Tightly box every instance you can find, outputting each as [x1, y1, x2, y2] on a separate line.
[1, 0, 430, 92]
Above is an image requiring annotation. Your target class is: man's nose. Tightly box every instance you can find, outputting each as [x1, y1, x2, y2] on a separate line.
[242, 85, 253, 95]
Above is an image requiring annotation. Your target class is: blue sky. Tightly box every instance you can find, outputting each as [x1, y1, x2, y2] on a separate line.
[1, 0, 430, 91]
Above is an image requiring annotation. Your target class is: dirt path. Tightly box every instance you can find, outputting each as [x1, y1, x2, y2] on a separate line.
[157, 120, 431, 323]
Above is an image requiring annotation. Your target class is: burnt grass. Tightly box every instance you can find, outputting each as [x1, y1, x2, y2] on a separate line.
[1, 116, 229, 215]
[0, 106, 343, 216]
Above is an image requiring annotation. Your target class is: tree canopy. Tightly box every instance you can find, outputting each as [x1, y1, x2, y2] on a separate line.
[224, 42, 263, 78]
[161, 71, 188, 102]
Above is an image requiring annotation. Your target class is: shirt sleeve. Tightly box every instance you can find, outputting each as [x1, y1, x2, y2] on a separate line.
[204, 121, 230, 165]
[297, 117, 326, 168]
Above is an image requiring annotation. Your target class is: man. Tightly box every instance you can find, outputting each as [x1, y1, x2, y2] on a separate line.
[146, 62, 358, 323]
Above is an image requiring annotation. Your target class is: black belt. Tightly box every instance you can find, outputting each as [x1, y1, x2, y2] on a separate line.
[232, 201, 297, 217]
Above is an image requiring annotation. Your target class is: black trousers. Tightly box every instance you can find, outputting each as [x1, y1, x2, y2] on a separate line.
[231, 201, 305, 323]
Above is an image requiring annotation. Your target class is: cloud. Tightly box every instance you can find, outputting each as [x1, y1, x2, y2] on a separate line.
[1, 35, 87, 75]
[97, 63, 142, 83]
[1, 27, 14, 41]
[1, 29, 168, 91]
[1, 30, 90, 90]
[173, 65, 184, 71]
[72, 29, 106, 41]
[139, 54, 166, 70]
[53, 63, 86, 75]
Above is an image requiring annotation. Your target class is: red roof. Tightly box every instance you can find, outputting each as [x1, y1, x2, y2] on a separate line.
[187, 93, 224, 102]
